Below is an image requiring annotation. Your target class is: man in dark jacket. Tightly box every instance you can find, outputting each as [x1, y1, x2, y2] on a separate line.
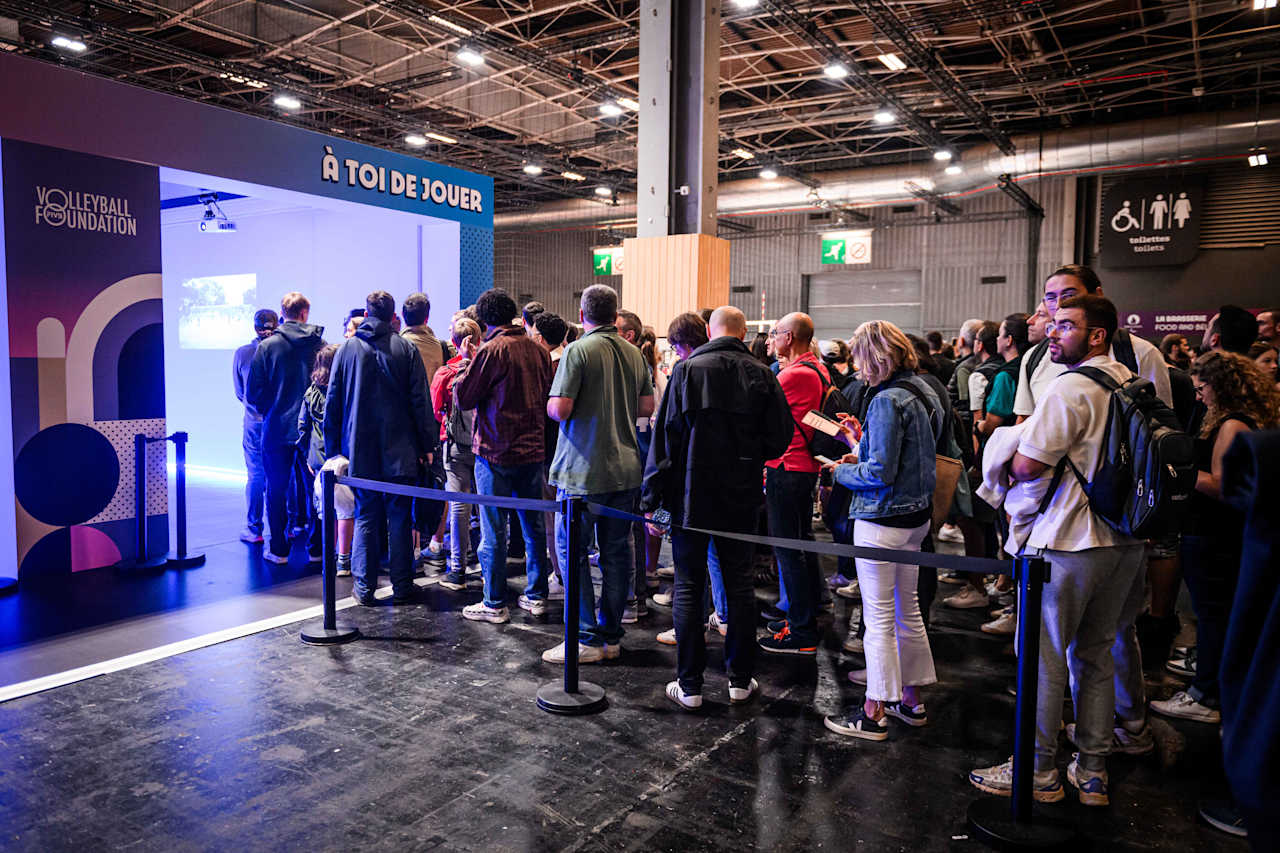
[324, 291, 437, 605]
[246, 293, 325, 564]
[642, 306, 792, 708]
[233, 308, 278, 544]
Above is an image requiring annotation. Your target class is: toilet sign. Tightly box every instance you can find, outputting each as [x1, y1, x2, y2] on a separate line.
[820, 230, 872, 265]
[1100, 175, 1204, 267]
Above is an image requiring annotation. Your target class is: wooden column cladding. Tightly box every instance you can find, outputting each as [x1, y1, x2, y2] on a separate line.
[621, 233, 731, 337]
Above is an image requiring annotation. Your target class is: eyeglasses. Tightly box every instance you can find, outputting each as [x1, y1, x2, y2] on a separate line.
[1193, 382, 1208, 395]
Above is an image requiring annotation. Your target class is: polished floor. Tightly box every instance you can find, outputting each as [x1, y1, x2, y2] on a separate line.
[0, 557, 1247, 852]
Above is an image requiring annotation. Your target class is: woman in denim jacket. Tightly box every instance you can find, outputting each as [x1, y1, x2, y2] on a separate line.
[824, 320, 941, 742]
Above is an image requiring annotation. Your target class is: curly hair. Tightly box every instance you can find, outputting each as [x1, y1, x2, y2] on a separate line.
[311, 343, 338, 389]
[1191, 350, 1280, 436]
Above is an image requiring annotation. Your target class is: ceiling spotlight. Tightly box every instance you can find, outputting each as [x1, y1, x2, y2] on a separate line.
[404, 134, 427, 147]
[1253, 0, 1278, 9]
[873, 109, 895, 125]
[273, 94, 302, 110]
[732, 0, 761, 7]
[425, 131, 458, 144]
[594, 186, 614, 197]
[758, 166, 779, 180]
[561, 171, 586, 181]
[616, 96, 640, 111]
[599, 101, 624, 118]
[522, 163, 544, 176]
[823, 61, 850, 80]
[51, 35, 87, 53]
[945, 165, 963, 176]
[456, 47, 485, 67]
[1248, 152, 1269, 167]
[933, 149, 954, 162]
[428, 14, 472, 36]
[877, 53, 908, 72]
[731, 147, 756, 160]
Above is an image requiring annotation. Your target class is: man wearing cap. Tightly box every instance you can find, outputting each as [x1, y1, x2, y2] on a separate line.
[233, 309, 278, 544]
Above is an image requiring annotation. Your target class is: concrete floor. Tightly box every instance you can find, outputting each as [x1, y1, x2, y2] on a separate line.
[0, 562, 1246, 852]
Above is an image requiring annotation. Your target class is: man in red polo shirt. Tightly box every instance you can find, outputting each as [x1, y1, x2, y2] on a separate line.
[760, 312, 831, 655]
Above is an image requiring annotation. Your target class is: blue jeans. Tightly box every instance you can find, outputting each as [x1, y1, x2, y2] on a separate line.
[475, 458, 549, 609]
[558, 488, 637, 647]
[766, 466, 822, 643]
[242, 418, 265, 534]
[352, 476, 414, 600]
[707, 541, 728, 622]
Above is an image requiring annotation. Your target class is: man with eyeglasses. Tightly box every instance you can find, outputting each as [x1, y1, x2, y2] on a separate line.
[970, 293, 1145, 807]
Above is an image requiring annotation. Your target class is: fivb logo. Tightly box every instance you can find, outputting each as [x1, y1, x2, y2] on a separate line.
[34, 186, 138, 236]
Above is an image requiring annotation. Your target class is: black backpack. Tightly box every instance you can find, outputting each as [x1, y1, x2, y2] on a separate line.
[791, 361, 852, 461]
[1038, 366, 1196, 539]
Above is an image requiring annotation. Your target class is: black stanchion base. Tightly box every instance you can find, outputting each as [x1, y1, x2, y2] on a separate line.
[967, 799, 1076, 850]
[536, 681, 607, 716]
[0, 577, 16, 596]
[299, 621, 362, 646]
[166, 551, 206, 569]
[115, 556, 170, 572]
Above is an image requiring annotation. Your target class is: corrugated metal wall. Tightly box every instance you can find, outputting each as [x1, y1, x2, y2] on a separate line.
[495, 176, 1075, 336]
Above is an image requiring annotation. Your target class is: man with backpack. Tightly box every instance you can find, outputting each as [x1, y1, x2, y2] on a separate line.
[969, 294, 1147, 807]
[760, 312, 837, 656]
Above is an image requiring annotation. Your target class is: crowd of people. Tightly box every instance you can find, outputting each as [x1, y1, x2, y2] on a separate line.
[233, 273, 1279, 843]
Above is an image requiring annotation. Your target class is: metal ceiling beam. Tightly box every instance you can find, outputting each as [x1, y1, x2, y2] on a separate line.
[905, 180, 961, 216]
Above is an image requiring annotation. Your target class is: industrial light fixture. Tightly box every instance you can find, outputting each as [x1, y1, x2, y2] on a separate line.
[732, 0, 760, 7]
[273, 94, 302, 111]
[51, 35, 87, 52]
[561, 171, 586, 181]
[522, 162, 544, 176]
[731, 147, 756, 160]
[758, 166, 779, 180]
[873, 109, 895, 125]
[428, 14, 472, 35]
[933, 149, 954, 161]
[945, 165, 963, 176]
[404, 134, 427, 147]
[599, 101, 624, 117]
[594, 186, 614, 197]
[616, 97, 640, 110]
[425, 131, 458, 144]
[1252, 0, 1277, 9]
[877, 53, 908, 71]
[1248, 152, 1269, 166]
[455, 47, 485, 67]
[823, 61, 850, 80]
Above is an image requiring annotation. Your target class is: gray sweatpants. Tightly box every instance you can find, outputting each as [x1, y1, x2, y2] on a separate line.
[1037, 544, 1145, 772]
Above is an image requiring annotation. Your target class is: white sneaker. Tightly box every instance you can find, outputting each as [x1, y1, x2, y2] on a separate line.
[666, 680, 702, 710]
[652, 591, 673, 607]
[518, 594, 547, 615]
[847, 668, 867, 685]
[728, 678, 759, 704]
[944, 585, 990, 609]
[462, 602, 509, 624]
[263, 552, 290, 565]
[1150, 690, 1221, 723]
[1065, 722, 1155, 755]
[834, 580, 861, 600]
[656, 628, 677, 646]
[981, 608, 1017, 636]
[547, 575, 565, 601]
[937, 523, 965, 544]
[542, 642, 615, 664]
[656, 565, 675, 579]
[707, 612, 728, 637]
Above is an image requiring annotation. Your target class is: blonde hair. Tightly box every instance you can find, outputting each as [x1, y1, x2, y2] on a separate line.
[451, 316, 481, 348]
[848, 320, 917, 386]
[280, 291, 310, 320]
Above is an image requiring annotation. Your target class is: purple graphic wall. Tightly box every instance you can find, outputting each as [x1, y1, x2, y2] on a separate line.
[2, 139, 167, 578]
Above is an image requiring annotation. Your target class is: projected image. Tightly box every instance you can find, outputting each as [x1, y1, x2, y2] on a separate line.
[178, 273, 258, 349]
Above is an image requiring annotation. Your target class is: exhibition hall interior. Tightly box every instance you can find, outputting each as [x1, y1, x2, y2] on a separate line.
[0, 0, 1277, 850]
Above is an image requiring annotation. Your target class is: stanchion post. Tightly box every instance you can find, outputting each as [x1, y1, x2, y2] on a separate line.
[536, 495, 606, 715]
[166, 432, 205, 569]
[967, 555, 1074, 849]
[117, 433, 167, 570]
[300, 469, 360, 645]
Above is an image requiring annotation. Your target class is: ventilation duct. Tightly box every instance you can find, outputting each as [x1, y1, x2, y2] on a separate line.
[495, 107, 1280, 230]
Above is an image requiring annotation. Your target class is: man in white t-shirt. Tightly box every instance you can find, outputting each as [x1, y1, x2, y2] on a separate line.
[970, 294, 1146, 808]
[1013, 265, 1171, 419]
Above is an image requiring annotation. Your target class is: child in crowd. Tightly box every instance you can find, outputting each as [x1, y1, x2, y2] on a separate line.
[297, 344, 354, 571]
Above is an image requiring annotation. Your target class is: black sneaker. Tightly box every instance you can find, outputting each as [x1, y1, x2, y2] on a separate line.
[766, 618, 789, 634]
[438, 573, 466, 591]
[884, 701, 928, 727]
[759, 626, 817, 656]
[759, 602, 787, 623]
[1198, 799, 1248, 838]
[824, 708, 888, 741]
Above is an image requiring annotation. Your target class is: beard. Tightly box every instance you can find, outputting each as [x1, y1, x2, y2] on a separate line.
[1049, 337, 1089, 365]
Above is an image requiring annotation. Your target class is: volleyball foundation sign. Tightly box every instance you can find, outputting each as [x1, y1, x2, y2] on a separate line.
[1100, 175, 1204, 267]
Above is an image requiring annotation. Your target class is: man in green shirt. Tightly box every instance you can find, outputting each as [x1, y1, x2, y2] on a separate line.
[542, 284, 655, 664]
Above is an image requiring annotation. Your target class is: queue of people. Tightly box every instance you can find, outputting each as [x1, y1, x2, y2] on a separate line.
[231, 274, 1279, 842]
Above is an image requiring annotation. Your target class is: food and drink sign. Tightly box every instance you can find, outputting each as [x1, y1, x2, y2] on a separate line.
[1100, 175, 1205, 267]
[820, 230, 872, 265]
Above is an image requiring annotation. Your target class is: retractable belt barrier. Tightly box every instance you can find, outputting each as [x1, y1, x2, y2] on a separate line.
[301, 470, 1070, 849]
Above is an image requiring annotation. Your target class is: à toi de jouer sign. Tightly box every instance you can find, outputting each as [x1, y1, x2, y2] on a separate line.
[320, 145, 485, 214]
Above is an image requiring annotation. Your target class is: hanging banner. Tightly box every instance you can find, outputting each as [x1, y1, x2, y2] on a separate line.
[1100, 175, 1205, 267]
[820, 230, 872, 265]
[3, 139, 168, 578]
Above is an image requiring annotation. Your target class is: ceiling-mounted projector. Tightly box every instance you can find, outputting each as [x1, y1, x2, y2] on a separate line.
[198, 192, 236, 233]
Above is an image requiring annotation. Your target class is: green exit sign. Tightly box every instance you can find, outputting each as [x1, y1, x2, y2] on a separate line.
[592, 246, 624, 276]
[820, 230, 873, 265]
